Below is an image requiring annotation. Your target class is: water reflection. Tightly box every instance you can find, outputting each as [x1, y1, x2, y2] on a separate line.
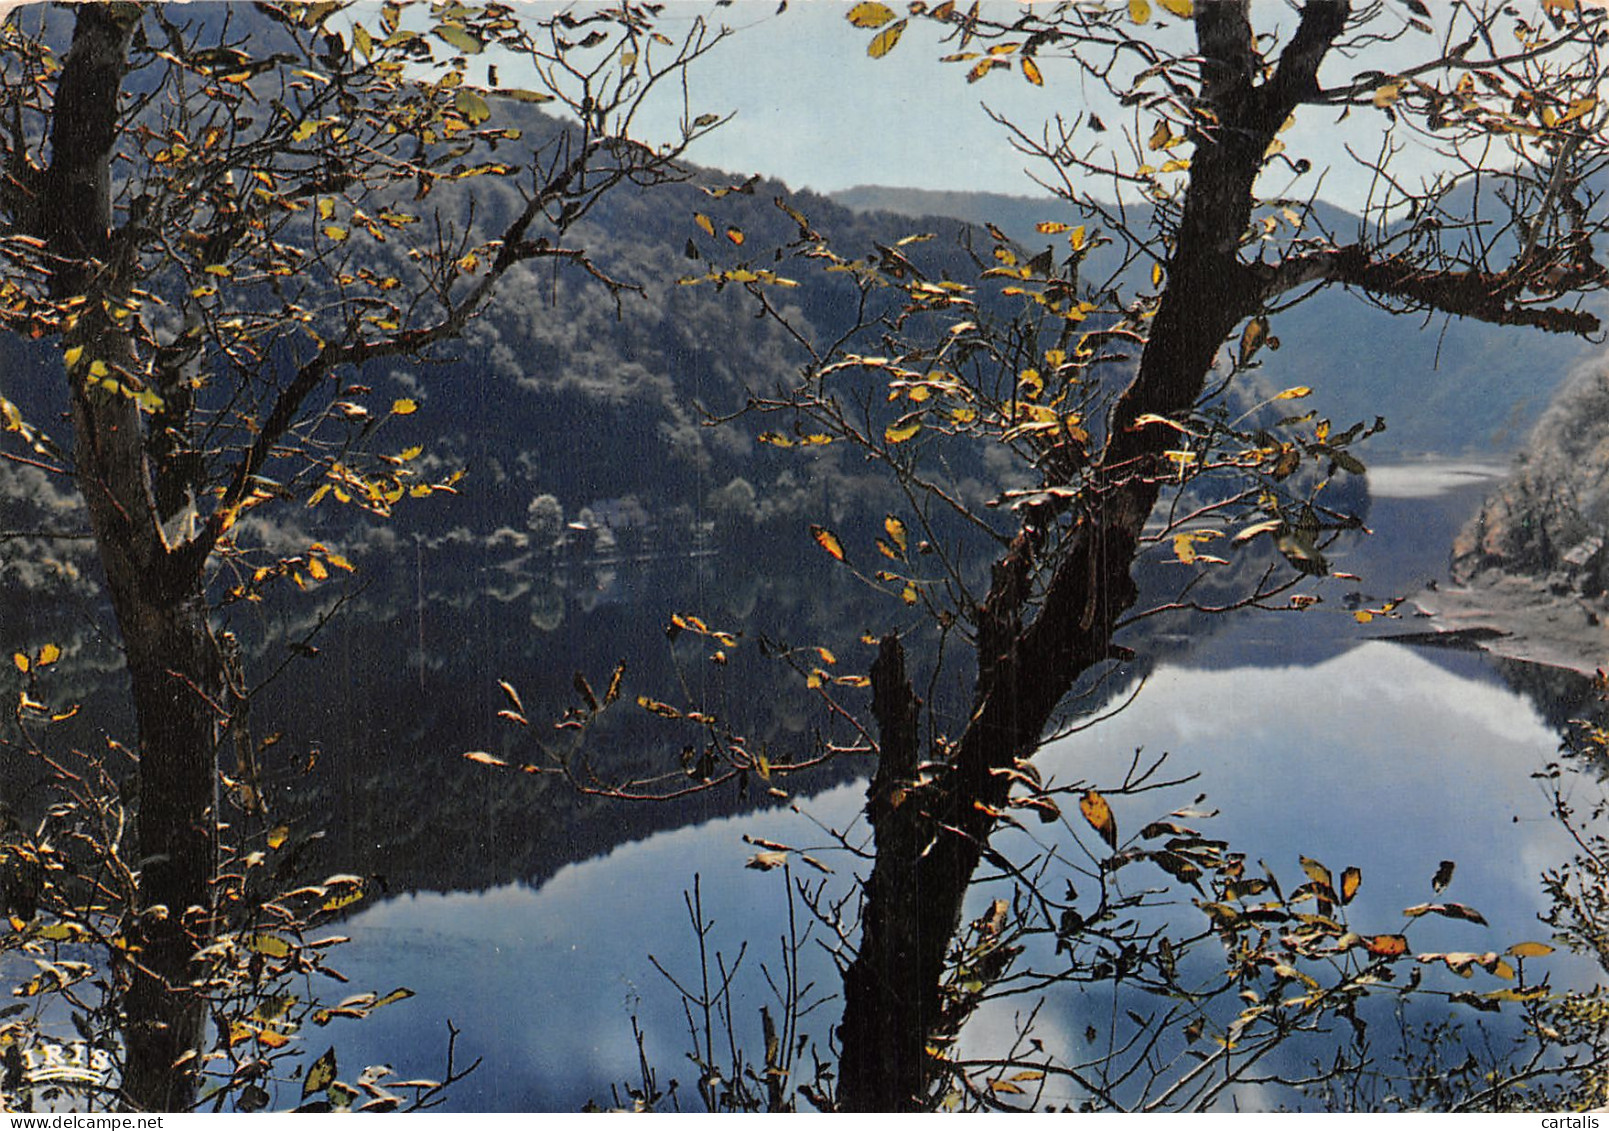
[334, 641, 1592, 1110]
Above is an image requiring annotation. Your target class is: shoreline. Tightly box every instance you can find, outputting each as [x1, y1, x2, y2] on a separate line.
[1396, 574, 1609, 677]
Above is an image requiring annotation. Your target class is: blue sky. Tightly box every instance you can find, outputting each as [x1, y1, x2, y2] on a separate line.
[621, 1, 1452, 210]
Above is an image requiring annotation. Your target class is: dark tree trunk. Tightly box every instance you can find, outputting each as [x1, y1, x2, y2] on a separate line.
[834, 3, 1352, 1112]
[110, 575, 221, 1113]
[836, 636, 934, 1111]
[41, 6, 222, 1110]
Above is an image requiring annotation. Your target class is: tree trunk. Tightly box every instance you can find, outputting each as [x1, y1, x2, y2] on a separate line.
[108, 569, 221, 1113]
[836, 636, 934, 1111]
[834, 3, 1351, 1111]
[41, 7, 222, 1110]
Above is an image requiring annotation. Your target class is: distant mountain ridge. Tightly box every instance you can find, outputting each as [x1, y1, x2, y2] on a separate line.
[832, 184, 1598, 458]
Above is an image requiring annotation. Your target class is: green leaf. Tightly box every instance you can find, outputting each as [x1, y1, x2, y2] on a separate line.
[454, 88, 491, 125]
[488, 88, 555, 104]
[304, 1046, 338, 1099]
[434, 23, 484, 54]
[372, 987, 415, 1010]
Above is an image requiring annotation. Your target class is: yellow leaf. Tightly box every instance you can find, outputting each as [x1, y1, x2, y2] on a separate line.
[267, 826, 290, 850]
[846, 1, 896, 27]
[1561, 95, 1597, 125]
[63, 345, 83, 370]
[1274, 386, 1312, 400]
[725, 226, 745, 246]
[1365, 933, 1409, 958]
[1507, 941, 1555, 958]
[967, 57, 998, 83]
[245, 933, 294, 959]
[885, 416, 922, 444]
[1373, 81, 1403, 109]
[868, 19, 906, 58]
[1020, 56, 1042, 86]
[1069, 225, 1087, 251]
[694, 213, 715, 237]
[321, 886, 365, 913]
[636, 696, 682, 719]
[811, 525, 846, 562]
[89, 360, 109, 379]
[1128, 0, 1151, 24]
[391, 398, 418, 415]
[12, 653, 28, 673]
[1148, 119, 1173, 151]
[1240, 316, 1269, 359]
[322, 224, 349, 242]
[1079, 789, 1117, 848]
[254, 1027, 292, 1050]
[1341, 866, 1362, 903]
[901, 582, 918, 605]
[36, 643, 60, 667]
[1151, 261, 1164, 287]
[1158, 0, 1192, 15]
[308, 558, 329, 581]
[885, 515, 909, 555]
[462, 750, 508, 767]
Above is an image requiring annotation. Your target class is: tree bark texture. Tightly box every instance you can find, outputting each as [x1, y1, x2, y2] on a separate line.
[835, 2, 1353, 1112]
[40, 6, 222, 1110]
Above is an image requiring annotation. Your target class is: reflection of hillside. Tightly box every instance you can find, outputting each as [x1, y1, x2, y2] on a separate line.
[205, 542, 900, 895]
[6, 465, 1567, 900]
[1487, 656, 1599, 736]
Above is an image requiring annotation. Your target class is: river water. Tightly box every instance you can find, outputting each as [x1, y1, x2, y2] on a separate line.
[310, 459, 1606, 1111]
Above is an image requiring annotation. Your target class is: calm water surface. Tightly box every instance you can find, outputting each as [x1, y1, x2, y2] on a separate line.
[324, 461, 1600, 1110]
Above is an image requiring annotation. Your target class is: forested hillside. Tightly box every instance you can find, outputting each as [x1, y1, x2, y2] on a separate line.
[837, 184, 1596, 456]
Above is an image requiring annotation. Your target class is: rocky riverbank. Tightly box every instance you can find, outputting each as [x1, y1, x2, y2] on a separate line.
[1401, 355, 1609, 676]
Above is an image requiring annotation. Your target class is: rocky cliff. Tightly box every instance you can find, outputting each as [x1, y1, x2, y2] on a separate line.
[1453, 354, 1609, 600]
